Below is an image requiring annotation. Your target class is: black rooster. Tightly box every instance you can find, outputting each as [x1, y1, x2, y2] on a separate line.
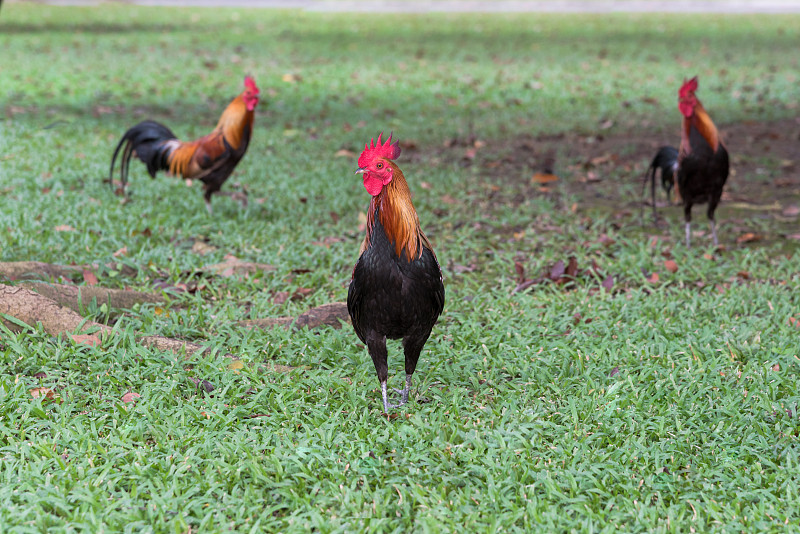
[347, 134, 445, 413]
[676, 77, 730, 247]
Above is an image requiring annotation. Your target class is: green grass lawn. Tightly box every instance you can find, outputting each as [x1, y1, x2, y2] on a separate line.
[1, 5, 799, 532]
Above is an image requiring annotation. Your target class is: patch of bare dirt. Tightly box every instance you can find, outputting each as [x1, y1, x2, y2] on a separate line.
[445, 117, 800, 247]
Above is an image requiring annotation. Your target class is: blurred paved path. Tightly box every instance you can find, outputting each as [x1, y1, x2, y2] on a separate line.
[14, 0, 800, 13]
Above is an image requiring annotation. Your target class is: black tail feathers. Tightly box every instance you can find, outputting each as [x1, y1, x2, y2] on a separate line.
[109, 120, 178, 192]
[642, 145, 679, 220]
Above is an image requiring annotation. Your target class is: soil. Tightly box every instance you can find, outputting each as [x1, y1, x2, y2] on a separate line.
[458, 117, 800, 248]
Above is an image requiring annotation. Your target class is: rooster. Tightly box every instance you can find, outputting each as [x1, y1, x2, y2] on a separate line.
[347, 133, 445, 413]
[676, 76, 729, 247]
[642, 145, 678, 220]
[109, 76, 260, 213]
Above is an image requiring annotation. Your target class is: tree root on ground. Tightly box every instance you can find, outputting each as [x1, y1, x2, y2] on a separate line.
[0, 260, 138, 281]
[238, 302, 350, 330]
[18, 281, 166, 315]
[0, 284, 219, 358]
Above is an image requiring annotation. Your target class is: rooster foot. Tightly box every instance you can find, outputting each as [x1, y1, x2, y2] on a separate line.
[380, 376, 413, 413]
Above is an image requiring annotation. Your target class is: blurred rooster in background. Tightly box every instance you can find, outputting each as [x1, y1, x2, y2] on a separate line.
[676, 76, 729, 247]
[642, 145, 678, 220]
[347, 133, 445, 413]
[109, 76, 260, 213]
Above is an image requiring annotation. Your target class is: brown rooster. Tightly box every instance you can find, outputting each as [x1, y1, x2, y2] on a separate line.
[676, 76, 729, 247]
[109, 76, 260, 213]
[347, 133, 445, 413]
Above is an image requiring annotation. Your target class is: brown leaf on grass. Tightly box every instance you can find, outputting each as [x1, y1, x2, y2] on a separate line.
[83, 269, 98, 286]
[292, 288, 313, 300]
[34, 372, 47, 379]
[737, 271, 751, 280]
[122, 391, 141, 403]
[664, 260, 678, 274]
[601, 274, 614, 291]
[647, 272, 660, 283]
[532, 172, 559, 184]
[565, 256, 578, 278]
[451, 263, 477, 274]
[514, 261, 525, 283]
[70, 333, 101, 346]
[54, 225, 76, 232]
[189, 377, 215, 393]
[420, 181, 431, 190]
[772, 363, 780, 372]
[609, 366, 620, 377]
[782, 205, 800, 217]
[131, 227, 152, 238]
[440, 194, 458, 205]
[113, 246, 128, 258]
[203, 258, 276, 278]
[549, 260, 565, 280]
[272, 288, 312, 305]
[30, 387, 57, 400]
[272, 291, 290, 305]
[192, 240, 217, 256]
[335, 149, 357, 158]
[736, 232, 762, 244]
[788, 317, 800, 328]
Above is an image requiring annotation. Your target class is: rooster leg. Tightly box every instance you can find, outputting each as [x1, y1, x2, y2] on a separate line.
[707, 201, 720, 247]
[367, 332, 396, 412]
[684, 204, 693, 248]
[709, 219, 718, 247]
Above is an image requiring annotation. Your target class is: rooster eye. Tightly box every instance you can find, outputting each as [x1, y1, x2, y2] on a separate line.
[376, 163, 383, 169]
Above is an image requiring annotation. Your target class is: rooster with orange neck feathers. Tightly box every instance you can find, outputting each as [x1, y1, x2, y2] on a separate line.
[109, 76, 259, 213]
[676, 76, 729, 247]
[347, 133, 445, 413]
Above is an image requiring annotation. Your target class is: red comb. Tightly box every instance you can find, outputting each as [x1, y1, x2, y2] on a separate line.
[358, 132, 401, 168]
[244, 75, 259, 94]
[679, 76, 698, 98]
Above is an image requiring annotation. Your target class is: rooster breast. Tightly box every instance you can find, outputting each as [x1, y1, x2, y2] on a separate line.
[347, 218, 444, 345]
[678, 125, 729, 206]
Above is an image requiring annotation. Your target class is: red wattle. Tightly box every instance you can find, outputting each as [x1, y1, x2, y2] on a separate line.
[363, 174, 384, 196]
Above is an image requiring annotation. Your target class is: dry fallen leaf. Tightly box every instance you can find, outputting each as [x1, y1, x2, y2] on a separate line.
[334, 149, 356, 158]
[736, 232, 762, 244]
[83, 269, 98, 286]
[122, 391, 141, 403]
[664, 260, 678, 273]
[192, 240, 217, 256]
[70, 333, 101, 346]
[113, 246, 128, 258]
[30, 387, 57, 400]
[532, 172, 559, 184]
[54, 225, 76, 232]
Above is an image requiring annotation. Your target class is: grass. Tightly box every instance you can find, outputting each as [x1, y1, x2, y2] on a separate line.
[2, 4, 800, 532]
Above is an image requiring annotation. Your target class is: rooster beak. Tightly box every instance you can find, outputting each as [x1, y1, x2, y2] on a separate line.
[354, 167, 366, 175]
